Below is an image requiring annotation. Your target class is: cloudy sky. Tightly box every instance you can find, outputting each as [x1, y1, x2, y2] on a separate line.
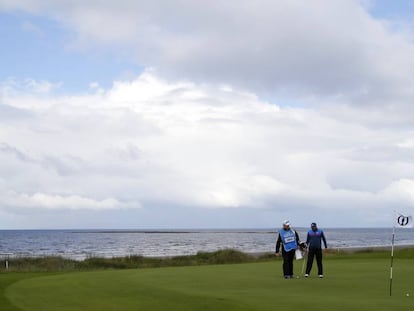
[1, 0, 414, 229]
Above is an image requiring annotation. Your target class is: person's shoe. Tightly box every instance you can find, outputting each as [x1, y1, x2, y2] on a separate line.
[284, 275, 289, 279]
[304, 274, 309, 278]
[319, 275, 324, 278]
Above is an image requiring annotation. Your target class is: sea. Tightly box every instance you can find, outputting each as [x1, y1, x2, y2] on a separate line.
[0, 228, 413, 260]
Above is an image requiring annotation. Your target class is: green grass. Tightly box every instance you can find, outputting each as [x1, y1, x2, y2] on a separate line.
[1, 250, 413, 310]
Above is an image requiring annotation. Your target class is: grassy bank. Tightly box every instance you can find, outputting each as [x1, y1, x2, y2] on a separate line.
[1, 249, 258, 272]
[1, 249, 413, 310]
[5, 247, 411, 272]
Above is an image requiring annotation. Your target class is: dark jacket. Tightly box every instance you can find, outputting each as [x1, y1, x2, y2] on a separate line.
[306, 229, 327, 249]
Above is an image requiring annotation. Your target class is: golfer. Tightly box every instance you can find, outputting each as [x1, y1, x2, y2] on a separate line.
[305, 222, 327, 278]
[275, 220, 303, 279]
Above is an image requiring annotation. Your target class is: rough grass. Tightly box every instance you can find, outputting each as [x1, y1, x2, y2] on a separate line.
[1, 249, 256, 272]
[4, 248, 411, 272]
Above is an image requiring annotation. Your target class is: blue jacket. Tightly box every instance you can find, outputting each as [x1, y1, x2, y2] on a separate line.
[306, 229, 327, 249]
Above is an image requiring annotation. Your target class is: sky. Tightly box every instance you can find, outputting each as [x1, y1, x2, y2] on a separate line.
[1, 0, 414, 229]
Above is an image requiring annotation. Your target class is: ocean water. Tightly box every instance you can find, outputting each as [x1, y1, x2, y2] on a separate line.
[0, 228, 413, 260]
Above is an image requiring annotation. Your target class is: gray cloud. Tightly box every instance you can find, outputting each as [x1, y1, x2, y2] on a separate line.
[2, 0, 414, 108]
[0, 104, 32, 121]
[0, 143, 33, 163]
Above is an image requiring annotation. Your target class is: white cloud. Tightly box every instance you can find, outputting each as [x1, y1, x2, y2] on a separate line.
[382, 179, 414, 204]
[1, 72, 413, 227]
[1, 77, 62, 97]
[396, 139, 414, 150]
[1, 192, 134, 210]
[1, 1, 414, 227]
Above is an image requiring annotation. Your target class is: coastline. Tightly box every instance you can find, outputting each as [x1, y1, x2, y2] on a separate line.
[1, 228, 413, 260]
[2, 244, 414, 260]
[1, 247, 414, 272]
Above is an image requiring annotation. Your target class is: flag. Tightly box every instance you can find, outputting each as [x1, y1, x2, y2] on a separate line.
[390, 212, 412, 296]
[395, 213, 413, 228]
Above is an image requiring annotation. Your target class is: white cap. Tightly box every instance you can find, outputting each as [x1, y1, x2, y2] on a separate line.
[282, 220, 290, 226]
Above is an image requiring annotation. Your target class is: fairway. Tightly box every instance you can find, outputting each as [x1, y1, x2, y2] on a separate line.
[3, 255, 414, 310]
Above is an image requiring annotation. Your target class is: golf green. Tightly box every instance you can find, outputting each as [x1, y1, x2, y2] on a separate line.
[3, 256, 413, 310]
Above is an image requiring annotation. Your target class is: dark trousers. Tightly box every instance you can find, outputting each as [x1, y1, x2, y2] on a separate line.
[306, 248, 323, 275]
[282, 249, 295, 277]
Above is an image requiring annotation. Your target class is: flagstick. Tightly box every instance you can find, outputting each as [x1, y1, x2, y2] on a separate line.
[389, 225, 395, 297]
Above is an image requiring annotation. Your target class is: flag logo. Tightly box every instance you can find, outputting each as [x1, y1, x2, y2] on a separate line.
[395, 214, 413, 228]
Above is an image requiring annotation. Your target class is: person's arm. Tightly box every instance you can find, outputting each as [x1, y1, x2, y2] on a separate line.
[306, 232, 310, 246]
[295, 230, 300, 244]
[321, 231, 327, 248]
[295, 230, 306, 248]
[275, 233, 282, 253]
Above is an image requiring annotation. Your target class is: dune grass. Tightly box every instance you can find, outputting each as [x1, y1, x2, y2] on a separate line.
[1, 249, 413, 310]
[1, 249, 256, 272]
